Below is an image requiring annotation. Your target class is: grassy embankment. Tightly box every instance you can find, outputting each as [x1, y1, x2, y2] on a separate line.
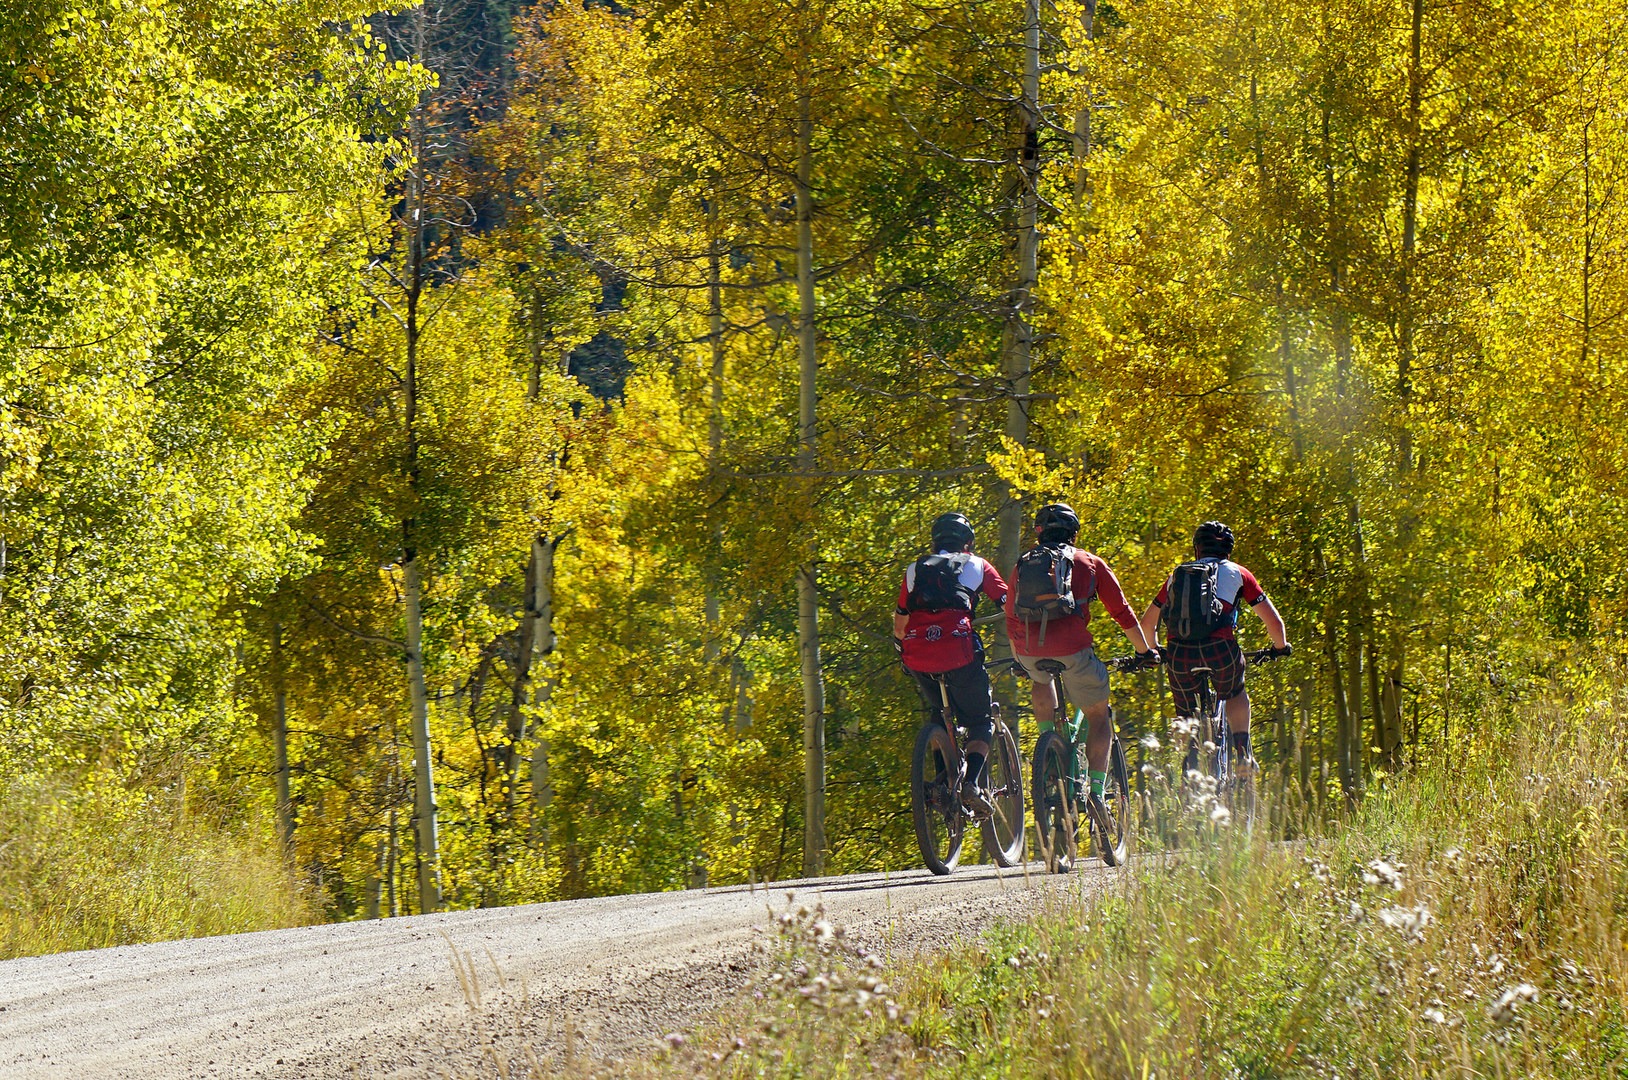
[632, 689, 1628, 1078]
[0, 770, 314, 959]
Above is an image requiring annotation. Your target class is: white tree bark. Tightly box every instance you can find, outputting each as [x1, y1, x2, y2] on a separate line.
[270, 622, 293, 850]
[996, 0, 1042, 581]
[794, 85, 827, 878]
[402, 556, 442, 912]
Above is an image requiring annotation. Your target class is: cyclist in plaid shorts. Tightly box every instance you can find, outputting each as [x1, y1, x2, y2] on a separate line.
[1139, 522, 1290, 778]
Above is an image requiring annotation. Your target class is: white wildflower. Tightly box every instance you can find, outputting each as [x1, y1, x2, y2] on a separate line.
[1140, 734, 1161, 751]
[1378, 904, 1433, 943]
[1488, 983, 1539, 1024]
[1209, 805, 1232, 827]
[1421, 1008, 1446, 1024]
[1363, 859, 1404, 891]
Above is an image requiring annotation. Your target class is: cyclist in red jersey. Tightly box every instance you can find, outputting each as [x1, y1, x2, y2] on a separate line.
[893, 512, 1009, 814]
[1138, 521, 1290, 777]
[1005, 503, 1158, 825]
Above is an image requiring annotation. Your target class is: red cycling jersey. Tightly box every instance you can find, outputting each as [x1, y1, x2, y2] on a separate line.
[896, 554, 1009, 673]
[1003, 549, 1139, 657]
[1152, 558, 1267, 641]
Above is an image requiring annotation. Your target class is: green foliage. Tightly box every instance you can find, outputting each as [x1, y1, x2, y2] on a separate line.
[4, 0, 1628, 940]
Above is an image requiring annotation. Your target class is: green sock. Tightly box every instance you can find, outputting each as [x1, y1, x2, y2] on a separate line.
[1090, 770, 1107, 798]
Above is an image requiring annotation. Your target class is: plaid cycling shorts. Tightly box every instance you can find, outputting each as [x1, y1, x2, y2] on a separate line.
[1167, 638, 1246, 714]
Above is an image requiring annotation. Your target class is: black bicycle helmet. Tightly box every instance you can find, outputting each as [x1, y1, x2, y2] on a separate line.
[930, 511, 976, 552]
[1034, 502, 1080, 544]
[1194, 520, 1235, 558]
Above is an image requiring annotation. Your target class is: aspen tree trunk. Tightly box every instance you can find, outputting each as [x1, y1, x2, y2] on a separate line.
[402, 556, 442, 912]
[270, 623, 294, 849]
[399, 47, 441, 909]
[1397, 0, 1423, 473]
[1326, 614, 1355, 802]
[996, 0, 1042, 583]
[1343, 614, 1366, 801]
[526, 535, 558, 839]
[1298, 674, 1314, 805]
[365, 839, 385, 919]
[386, 803, 400, 917]
[516, 293, 566, 842]
[1365, 632, 1386, 766]
[794, 86, 827, 877]
[506, 537, 555, 822]
[1071, 0, 1096, 206]
[704, 218, 726, 660]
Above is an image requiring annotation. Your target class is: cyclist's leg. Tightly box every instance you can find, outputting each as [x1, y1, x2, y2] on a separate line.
[941, 658, 995, 780]
[910, 670, 947, 727]
[1014, 654, 1060, 730]
[1057, 648, 1112, 795]
[1166, 644, 1205, 773]
[1211, 641, 1254, 765]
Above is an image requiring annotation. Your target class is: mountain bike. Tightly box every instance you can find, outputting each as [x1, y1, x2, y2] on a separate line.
[1114, 647, 1285, 831]
[909, 664, 1026, 875]
[999, 656, 1131, 873]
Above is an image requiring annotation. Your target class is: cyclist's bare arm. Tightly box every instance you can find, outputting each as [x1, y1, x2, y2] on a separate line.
[1121, 617, 1152, 654]
[892, 612, 908, 641]
[1251, 596, 1289, 650]
[1138, 601, 1161, 647]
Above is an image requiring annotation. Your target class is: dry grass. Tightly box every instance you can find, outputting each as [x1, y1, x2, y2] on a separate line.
[0, 770, 316, 959]
[510, 689, 1628, 1078]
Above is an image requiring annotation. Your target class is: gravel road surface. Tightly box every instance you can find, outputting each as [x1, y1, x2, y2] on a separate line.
[0, 860, 1115, 1079]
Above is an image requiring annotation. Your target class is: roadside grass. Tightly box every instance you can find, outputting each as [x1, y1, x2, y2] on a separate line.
[0, 770, 315, 959]
[610, 691, 1628, 1078]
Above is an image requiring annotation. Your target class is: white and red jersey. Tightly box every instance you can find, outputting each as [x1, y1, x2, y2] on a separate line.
[896, 553, 1009, 673]
[1153, 558, 1267, 641]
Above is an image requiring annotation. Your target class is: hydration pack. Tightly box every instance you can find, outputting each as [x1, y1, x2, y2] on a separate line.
[907, 553, 973, 612]
[1012, 544, 1085, 647]
[1163, 559, 1228, 643]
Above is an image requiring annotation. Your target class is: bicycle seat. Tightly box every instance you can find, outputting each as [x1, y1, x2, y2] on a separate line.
[1189, 666, 1213, 675]
[1034, 659, 1067, 675]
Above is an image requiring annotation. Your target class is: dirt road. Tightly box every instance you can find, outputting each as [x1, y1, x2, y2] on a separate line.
[0, 860, 1113, 1079]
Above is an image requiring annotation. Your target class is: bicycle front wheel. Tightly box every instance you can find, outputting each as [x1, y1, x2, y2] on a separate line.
[981, 721, 1026, 867]
[1090, 735, 1132, 867]
[911, 720, 965, 875]
[1226, 763, 1258, 833]
[1031, 730, 1077, 874]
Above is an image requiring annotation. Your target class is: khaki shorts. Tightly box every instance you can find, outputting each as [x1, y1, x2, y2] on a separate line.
[1015, 647, 1111, 709]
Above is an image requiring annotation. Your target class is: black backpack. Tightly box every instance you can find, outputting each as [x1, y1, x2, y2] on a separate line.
[1163, 559, 1228, 643]
[1012, 544, 1087, 647]
[907, 554, 974, 612]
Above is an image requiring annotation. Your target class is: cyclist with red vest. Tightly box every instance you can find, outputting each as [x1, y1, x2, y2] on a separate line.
[893, 512, 1009, 815]
[1138, 521, 1290, 777]
[1005, 503, 1157, 825]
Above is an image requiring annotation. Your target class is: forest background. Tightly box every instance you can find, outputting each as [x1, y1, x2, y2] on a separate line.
[1, 0, 1624, 946]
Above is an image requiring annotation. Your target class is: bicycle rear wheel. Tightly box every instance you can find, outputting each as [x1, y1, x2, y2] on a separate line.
[911, 720, 965, 875]
[981, 721, 1026, 867]
[1031, 731, 1077, 874]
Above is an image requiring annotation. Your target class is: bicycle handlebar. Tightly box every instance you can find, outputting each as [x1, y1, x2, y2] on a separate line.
[1109, 645, 1291, 672]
